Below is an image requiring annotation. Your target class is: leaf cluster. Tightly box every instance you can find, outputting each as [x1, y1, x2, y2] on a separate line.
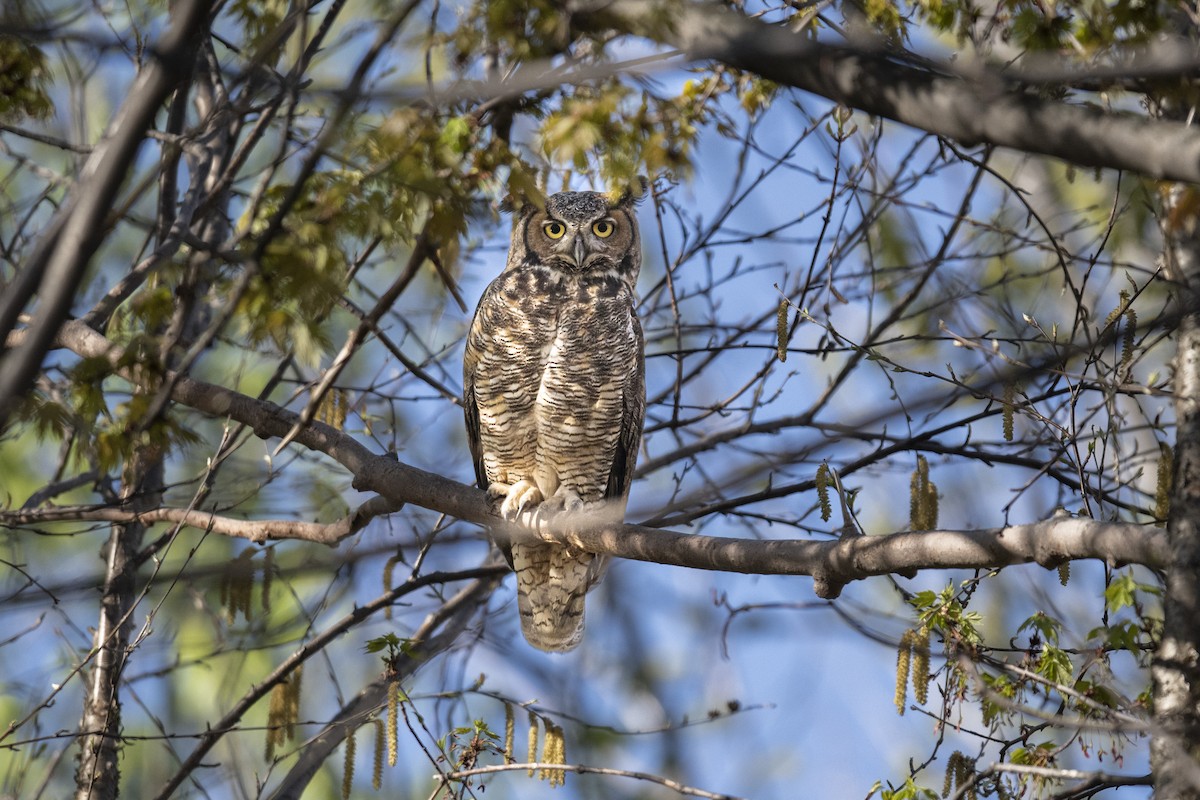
[0, 35, 52, 121]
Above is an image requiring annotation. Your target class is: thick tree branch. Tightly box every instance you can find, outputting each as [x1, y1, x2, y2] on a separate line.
[586, 1, 1200, 183]
[21, 321, 1168, 600]
[515, 512, 1166, 598]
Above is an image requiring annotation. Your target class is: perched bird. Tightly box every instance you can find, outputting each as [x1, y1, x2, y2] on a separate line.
[463, 185, 646, 652]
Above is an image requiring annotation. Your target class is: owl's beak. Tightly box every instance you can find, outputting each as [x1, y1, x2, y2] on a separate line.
[572, 235, 587, 266]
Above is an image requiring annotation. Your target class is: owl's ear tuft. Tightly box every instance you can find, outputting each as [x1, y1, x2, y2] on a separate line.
[612, 176, 650, 208]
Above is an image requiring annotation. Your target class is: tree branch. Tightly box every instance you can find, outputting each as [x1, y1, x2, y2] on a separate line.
[586, 1, 1200, 183]
[0, 495, 403, 546]
[25, 321, 1169, 599]
[438, 762, 746, 800]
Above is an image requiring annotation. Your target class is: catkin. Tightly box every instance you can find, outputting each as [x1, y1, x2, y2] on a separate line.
[895, 630, 913, 715]
[224, 550, 256, 622]
[504, 703, 515, 763]
[526, 712, 539, 777]
[1156, 442, 1174, 526]
[910, 456, 937, 530]
[284, 666, 303, 742]
[942, 751, 976, 800]
[387, 681, 399, 767]
[372, 718, 384, 789]
[912, 628, 931, 705]
[342, 729, 355, 800]
[1002, 383, 1015, 442]
[776, 299, 789, 362]
[815, 463, 832, 522]
[317, 388, 348, 430]
[266, 683, 286, 760]
[541, 722, 566, 787]
[1121, 307, 1137, 369]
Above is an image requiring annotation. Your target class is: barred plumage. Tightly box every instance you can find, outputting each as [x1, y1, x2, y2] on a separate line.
[464, 185, 646, 652]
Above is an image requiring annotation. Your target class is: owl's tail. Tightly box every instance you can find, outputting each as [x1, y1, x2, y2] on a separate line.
[511, 542, 607, 652]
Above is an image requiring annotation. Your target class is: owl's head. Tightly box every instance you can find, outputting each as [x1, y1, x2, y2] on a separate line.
[506, 180, 646, 286]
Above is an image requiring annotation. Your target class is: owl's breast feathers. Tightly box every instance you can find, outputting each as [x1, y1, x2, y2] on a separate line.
[465, 264, 644, 501]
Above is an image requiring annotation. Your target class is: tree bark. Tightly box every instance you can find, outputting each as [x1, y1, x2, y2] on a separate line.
[72, 12, 223, 797]
[1154, 183, 1200, 799]
[73, 459, 158, 800]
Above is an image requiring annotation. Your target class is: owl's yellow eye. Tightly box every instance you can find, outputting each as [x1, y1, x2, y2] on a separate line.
[592, 220, 615, 238]
[544, 221, 566, 239]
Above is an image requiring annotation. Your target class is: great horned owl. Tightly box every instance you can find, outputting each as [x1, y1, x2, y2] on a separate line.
[463, 185, 646, 652]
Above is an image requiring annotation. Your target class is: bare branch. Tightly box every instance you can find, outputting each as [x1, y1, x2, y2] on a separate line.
[1, 495, 403, 545]
[437, 762, 747, 800]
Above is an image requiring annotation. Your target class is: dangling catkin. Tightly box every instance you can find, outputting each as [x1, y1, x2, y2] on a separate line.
[815, 463, 832, 522]
[895, 630, 914, 715]
[503, 703, 515, 763]
[776, 299, 789, 363]
[372, 718, 384, 789]
[526, 712, 539, 777]
[387, 680, 399, 767]
[912, 628, 931, 705]
[341, 729, 356, 800]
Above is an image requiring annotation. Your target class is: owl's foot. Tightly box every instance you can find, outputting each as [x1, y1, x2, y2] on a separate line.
[538, 487, 584, 519]
[494, 479, 544, 521]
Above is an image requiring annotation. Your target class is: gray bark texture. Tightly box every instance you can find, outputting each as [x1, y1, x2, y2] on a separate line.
[73, 459, 158, 800]
[1154, 183, 1200, 799]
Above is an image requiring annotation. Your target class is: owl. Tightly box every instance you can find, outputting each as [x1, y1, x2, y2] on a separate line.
[463, 185, 646, 652]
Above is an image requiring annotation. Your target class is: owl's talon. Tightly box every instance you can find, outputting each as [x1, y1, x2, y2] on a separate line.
[500, 479, 543, 520]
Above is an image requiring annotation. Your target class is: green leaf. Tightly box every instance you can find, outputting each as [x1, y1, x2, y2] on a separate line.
[364, 633, 402, 654]
[1017, 611, 1061, 644]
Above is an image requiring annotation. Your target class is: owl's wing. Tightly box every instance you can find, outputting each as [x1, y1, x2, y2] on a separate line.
[462, 307, 489, 492]
[605, 311, 646, 501]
